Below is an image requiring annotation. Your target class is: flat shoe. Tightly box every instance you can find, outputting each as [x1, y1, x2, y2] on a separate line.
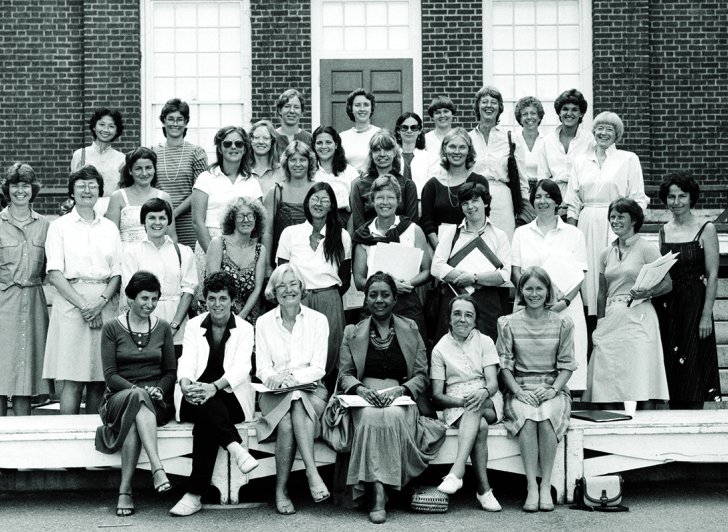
[437, 473, 464, 495]
[476, 489, 502, 512]
[309, 482, 330, 503]
[369, 509, 387, 524]
[522, 500, 539, 513]
[539, 500, 554, 511]
[276, 498, 296, 515]
[169, 493, 202, 517]
[233, 452, 259, 474]
[116, 492, 134, 517]
[152, 468, 172, 493]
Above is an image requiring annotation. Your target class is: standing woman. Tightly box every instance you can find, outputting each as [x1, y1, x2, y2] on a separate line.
[394, 112, 432, 197]
[420, 128, 490, 248]
[565, 111, 649, 317]
[0, 163, 50, 416]
[106, 147, 176, 249]
[469, 86, 529, 240]
[96, 271, 176, 517]
[425, 95, 456, 155]
[513, 96, 546, 190]
[263, 141, 316, 270]
[249, 119, 284, 197]
[255, 264, 330, 515]
[312, 125, 359, 230]
[206, 197, 267, 325]
[510, 179, 588, 391]
[276, 183, 351, 391]
[154, 98, 209, 249]
[43, 166, 122, 415]
[497, 267, 575, 512]
[70, 108, 126, 215]
[275, 89, 313, 154]
[339, 88, 381, 174]
[655, 173, 721, 408]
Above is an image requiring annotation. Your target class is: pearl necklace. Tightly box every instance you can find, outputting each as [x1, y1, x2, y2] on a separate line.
[163, 142, 186, 183]
[125, 312, 152, 351]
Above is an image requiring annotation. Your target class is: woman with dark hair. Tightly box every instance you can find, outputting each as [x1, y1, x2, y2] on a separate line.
[96, 271, 176, 517]
[0, 163, 50, 417]
[469, 86, 529, 240]
[154, 98, 209, 249]
[276, 182, 351, 391]
[312, 125, 359, 229]
[536, 89, 593, 200]
[275, 89, 313, 154]
[655, 172, 721, 408]
[583, 198, 671, 410]
[255, 263, 330, 515]
[206, 197, 267, 325]
[431, 182, 511, 343]
[425, 95, 456, 155]
[430, 295, 503, 510]
[170, 271, 258, 517]
[339, 88, 381, 173]
[420, 127, 490, 248]
[513, 96, 546, 189]
[349, 129, 419, 232]
[263, 140, 316, 270]
[122, 198, 197, 349]
[497, 266, 575, 512]
[106, 147, 176, 249]
[249, 119, 284, 197]
[43, 166, 122, 415]
[339, 271, 446, 524]
[70, 107, 126, 214]
[394, 111, 433, 197]
[510, 179, 588, 391]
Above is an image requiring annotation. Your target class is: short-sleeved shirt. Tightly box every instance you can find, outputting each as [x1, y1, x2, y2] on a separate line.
[600, 234, 661, 298]
[193, 166, 263, 228]
[431, 330, 500, 386]
[0, 208, 49, 289]
[313, 164, 359, 210]
[511, 218, 588, 272]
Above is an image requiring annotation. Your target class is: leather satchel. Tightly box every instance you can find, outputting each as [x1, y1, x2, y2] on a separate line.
[321, 394, 352, 453]
[571, 474, 629, 512]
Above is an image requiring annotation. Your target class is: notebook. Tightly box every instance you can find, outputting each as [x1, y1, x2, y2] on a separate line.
[571, 410, 633, 423]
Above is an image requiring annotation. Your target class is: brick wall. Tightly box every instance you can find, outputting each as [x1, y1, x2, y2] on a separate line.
[421, 0, 483, 132]
[249, 0, 312, 130]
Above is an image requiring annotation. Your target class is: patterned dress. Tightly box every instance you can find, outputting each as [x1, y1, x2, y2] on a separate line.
[220, 239, 261, 325]
[655, 223, 721, 402]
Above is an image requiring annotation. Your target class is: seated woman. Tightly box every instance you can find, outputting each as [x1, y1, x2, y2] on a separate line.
[339, 272, 446, 524]
[96, 271, 177, 517]
[255, 263, 331, 515]
[430, 295, 503, 511]
[169, 271, 258, 517]
[497, 266, 576, 512]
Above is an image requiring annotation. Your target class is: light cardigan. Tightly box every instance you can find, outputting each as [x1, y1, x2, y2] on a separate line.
[174, 313, 255, 422]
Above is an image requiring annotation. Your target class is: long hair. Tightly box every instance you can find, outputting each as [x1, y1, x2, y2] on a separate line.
[212, 126, 252, 176]
[312, 125, 348, 176]
[365, 129, 402, 178]
[247, 119, 281, 170]
[303, 182, 345, 266]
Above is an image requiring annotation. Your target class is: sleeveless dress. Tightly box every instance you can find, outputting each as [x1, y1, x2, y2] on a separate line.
[220, 239, 261, 325]
[271, 183, 306, 266]
[119, 189, 160, 249]
[655, 223, 722, 402]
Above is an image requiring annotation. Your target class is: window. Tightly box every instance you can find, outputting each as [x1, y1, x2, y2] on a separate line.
[142, 0, 251, 157]
[320, 0, 411, 52]
[485, 0, 592, 130]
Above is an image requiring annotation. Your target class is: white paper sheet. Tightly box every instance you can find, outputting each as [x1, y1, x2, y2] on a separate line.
[337, 395, 416, 408]
[371, 242, 422, 280]
[540, 253, 585, 296]
[629, 251, 679, 306]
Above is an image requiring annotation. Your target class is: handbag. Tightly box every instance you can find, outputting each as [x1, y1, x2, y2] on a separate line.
[411, 485, 449, 513]
[321, 393, 353, 453]
[506, 131, 536, 227]
[571, 475, 629, 512]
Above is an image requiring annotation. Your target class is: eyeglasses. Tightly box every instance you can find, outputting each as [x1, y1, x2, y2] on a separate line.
[165, 117, 186, 124]
[309, 196, 331, 206]
[399, 124, 421, 132]
[251, 135, 271, 142]
[222, 140, 245, 149]
[74, 183, 100, 191]
[235, 213, 256, 222]
[275, 282, 300, 292]
[282, 104, 302, 112]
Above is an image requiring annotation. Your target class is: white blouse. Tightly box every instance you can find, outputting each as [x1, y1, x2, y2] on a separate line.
[193, 166, 263, 228]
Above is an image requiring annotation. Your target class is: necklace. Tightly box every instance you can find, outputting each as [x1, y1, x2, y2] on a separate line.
[446, 173, 459, 208]
[125, 311, 152, 351]
[163, 142, 186, 183]
[8, 209, 32, 223]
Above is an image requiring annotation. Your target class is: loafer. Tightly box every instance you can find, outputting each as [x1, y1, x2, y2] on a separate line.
[369, 509, 387, 524]
[437, 473, 464, 495]
[169, 493, 202, 517]
[476, 489, 502, 512]
[230, 446, 259, 475]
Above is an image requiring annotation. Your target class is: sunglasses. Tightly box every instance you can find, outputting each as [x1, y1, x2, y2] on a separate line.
[399, 124, 421, 132]
[222, 140, 245, 149]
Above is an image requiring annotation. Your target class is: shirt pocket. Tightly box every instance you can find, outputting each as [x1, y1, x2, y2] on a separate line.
[31, 238, 47, 267]
[0, 237, 22, 267]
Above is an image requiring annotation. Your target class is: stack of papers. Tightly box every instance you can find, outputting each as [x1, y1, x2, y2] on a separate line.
[629, 251, 679, 306]
[371, 242, 423, 280]
[251, 382, 317, 394]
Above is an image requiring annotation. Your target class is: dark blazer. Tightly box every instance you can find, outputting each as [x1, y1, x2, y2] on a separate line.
[338, 314, 434, 417]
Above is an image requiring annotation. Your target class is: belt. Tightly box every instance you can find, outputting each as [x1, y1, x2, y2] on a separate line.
[307, 285, 337, 294]
[68, 277, 110, 285]
[582, 203, 610, 208]
[606, 294, 632, 306]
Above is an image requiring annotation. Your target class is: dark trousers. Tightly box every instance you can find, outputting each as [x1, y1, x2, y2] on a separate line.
[180, 392, 245, 495]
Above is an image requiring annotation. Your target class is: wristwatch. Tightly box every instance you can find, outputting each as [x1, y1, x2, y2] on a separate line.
[170, 321, 180, 330]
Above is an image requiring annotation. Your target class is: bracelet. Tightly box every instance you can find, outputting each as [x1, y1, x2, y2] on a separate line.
[170, 321, 180, 330]
[99, 294, 109, 303]
[212, 382, 220, 393]
[473, 272, 478, 285]
[560, 297, 571, 307]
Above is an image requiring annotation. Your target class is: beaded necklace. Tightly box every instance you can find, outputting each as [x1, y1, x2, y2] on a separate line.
[125, 311, 152, 351]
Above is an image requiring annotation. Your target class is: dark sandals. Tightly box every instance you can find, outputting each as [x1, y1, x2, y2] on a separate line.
[153, 468, 172, 493]
[116, 492, 134, 517]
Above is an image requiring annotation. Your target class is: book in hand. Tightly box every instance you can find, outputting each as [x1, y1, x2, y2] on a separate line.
[251, 382, 317, 394]
[571, 410, 633, 423]
[338, 386, 416, 408]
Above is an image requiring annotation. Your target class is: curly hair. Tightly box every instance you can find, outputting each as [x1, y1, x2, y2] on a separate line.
[364, 271, 398, 301]
[474, 86, 504, 123]
[89, 108, 124, 141]
[345, 88, 376, 122]
[659, 171, 700, 208]
[120, 147, 158, 188]
[220, 196, 266, 238]
[554, 89, 588, 121]
[204, 271, 237, 300]
[514, 96, 545, 126]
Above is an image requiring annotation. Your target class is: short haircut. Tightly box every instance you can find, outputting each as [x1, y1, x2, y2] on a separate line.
[369, 173, 402, 203]
[3, 162, 42, 201]
[447, 294, 479, 332]
[514, 96, 545, 126]
[213, 126, 252, 176]
[365, 129, 402, 177]
[125, 270, 161, 300]
[276, 88, 305, 115]
[140, 197, 173, 226]
[280, 140, 316, 181]
[89, 108, 124, 141]
[248, 119, 281, 170]
[203, 271, 237, 300]
[345, 88, 376, 122]
[516, 266, 557, 307]
[364, 271, 398, 300]
[394, 112, 425, 150]
[608, 197, 644, 233]
[658, 171, 700, 208]
[159, 98, 190, 138]
[592, 111, 625, 144]
[264, 263, 306, 302]
[427, 95, 456, 118]
[457, 182, 491, 217]
[439, 127, 476, 171]
[474, 86, 504, 123]
[120, 147, 158, 188]
[220, 196, 266, 237]
[312, 125, 348, 176]
[554, 89, 588, 120]
[68, 165, 104, 199]
[530, 179, 563, 210]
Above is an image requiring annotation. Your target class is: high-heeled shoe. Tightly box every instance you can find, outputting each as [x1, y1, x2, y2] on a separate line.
[152, 468, 171, 493]
[116, 492, 134, 517]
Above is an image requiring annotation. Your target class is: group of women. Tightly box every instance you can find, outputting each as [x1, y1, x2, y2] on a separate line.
[0, 85, 721, 521]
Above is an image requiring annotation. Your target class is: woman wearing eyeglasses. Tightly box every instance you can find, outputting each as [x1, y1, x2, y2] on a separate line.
[394, 112, 434, 199]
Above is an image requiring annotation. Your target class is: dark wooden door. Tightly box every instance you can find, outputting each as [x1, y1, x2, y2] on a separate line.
[320, 58, 413, 133]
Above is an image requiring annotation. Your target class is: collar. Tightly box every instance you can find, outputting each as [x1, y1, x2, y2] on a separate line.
[200, 312, 237, 330]
[274, 304, 304, 323]
[611, 233, 640, 249]
[69, 206, 100, 225]
[303, 220, 328, 237]
[369, 216, 400, 236]
[142, 234, 173, 247]
[527, 216, 567, 235]
[447, 329, 477, 345]
[587, 143, 618, 161]
[210, 165, 248, 182]
[457, 217, 491, 232]
[0, 207, 40, 223]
